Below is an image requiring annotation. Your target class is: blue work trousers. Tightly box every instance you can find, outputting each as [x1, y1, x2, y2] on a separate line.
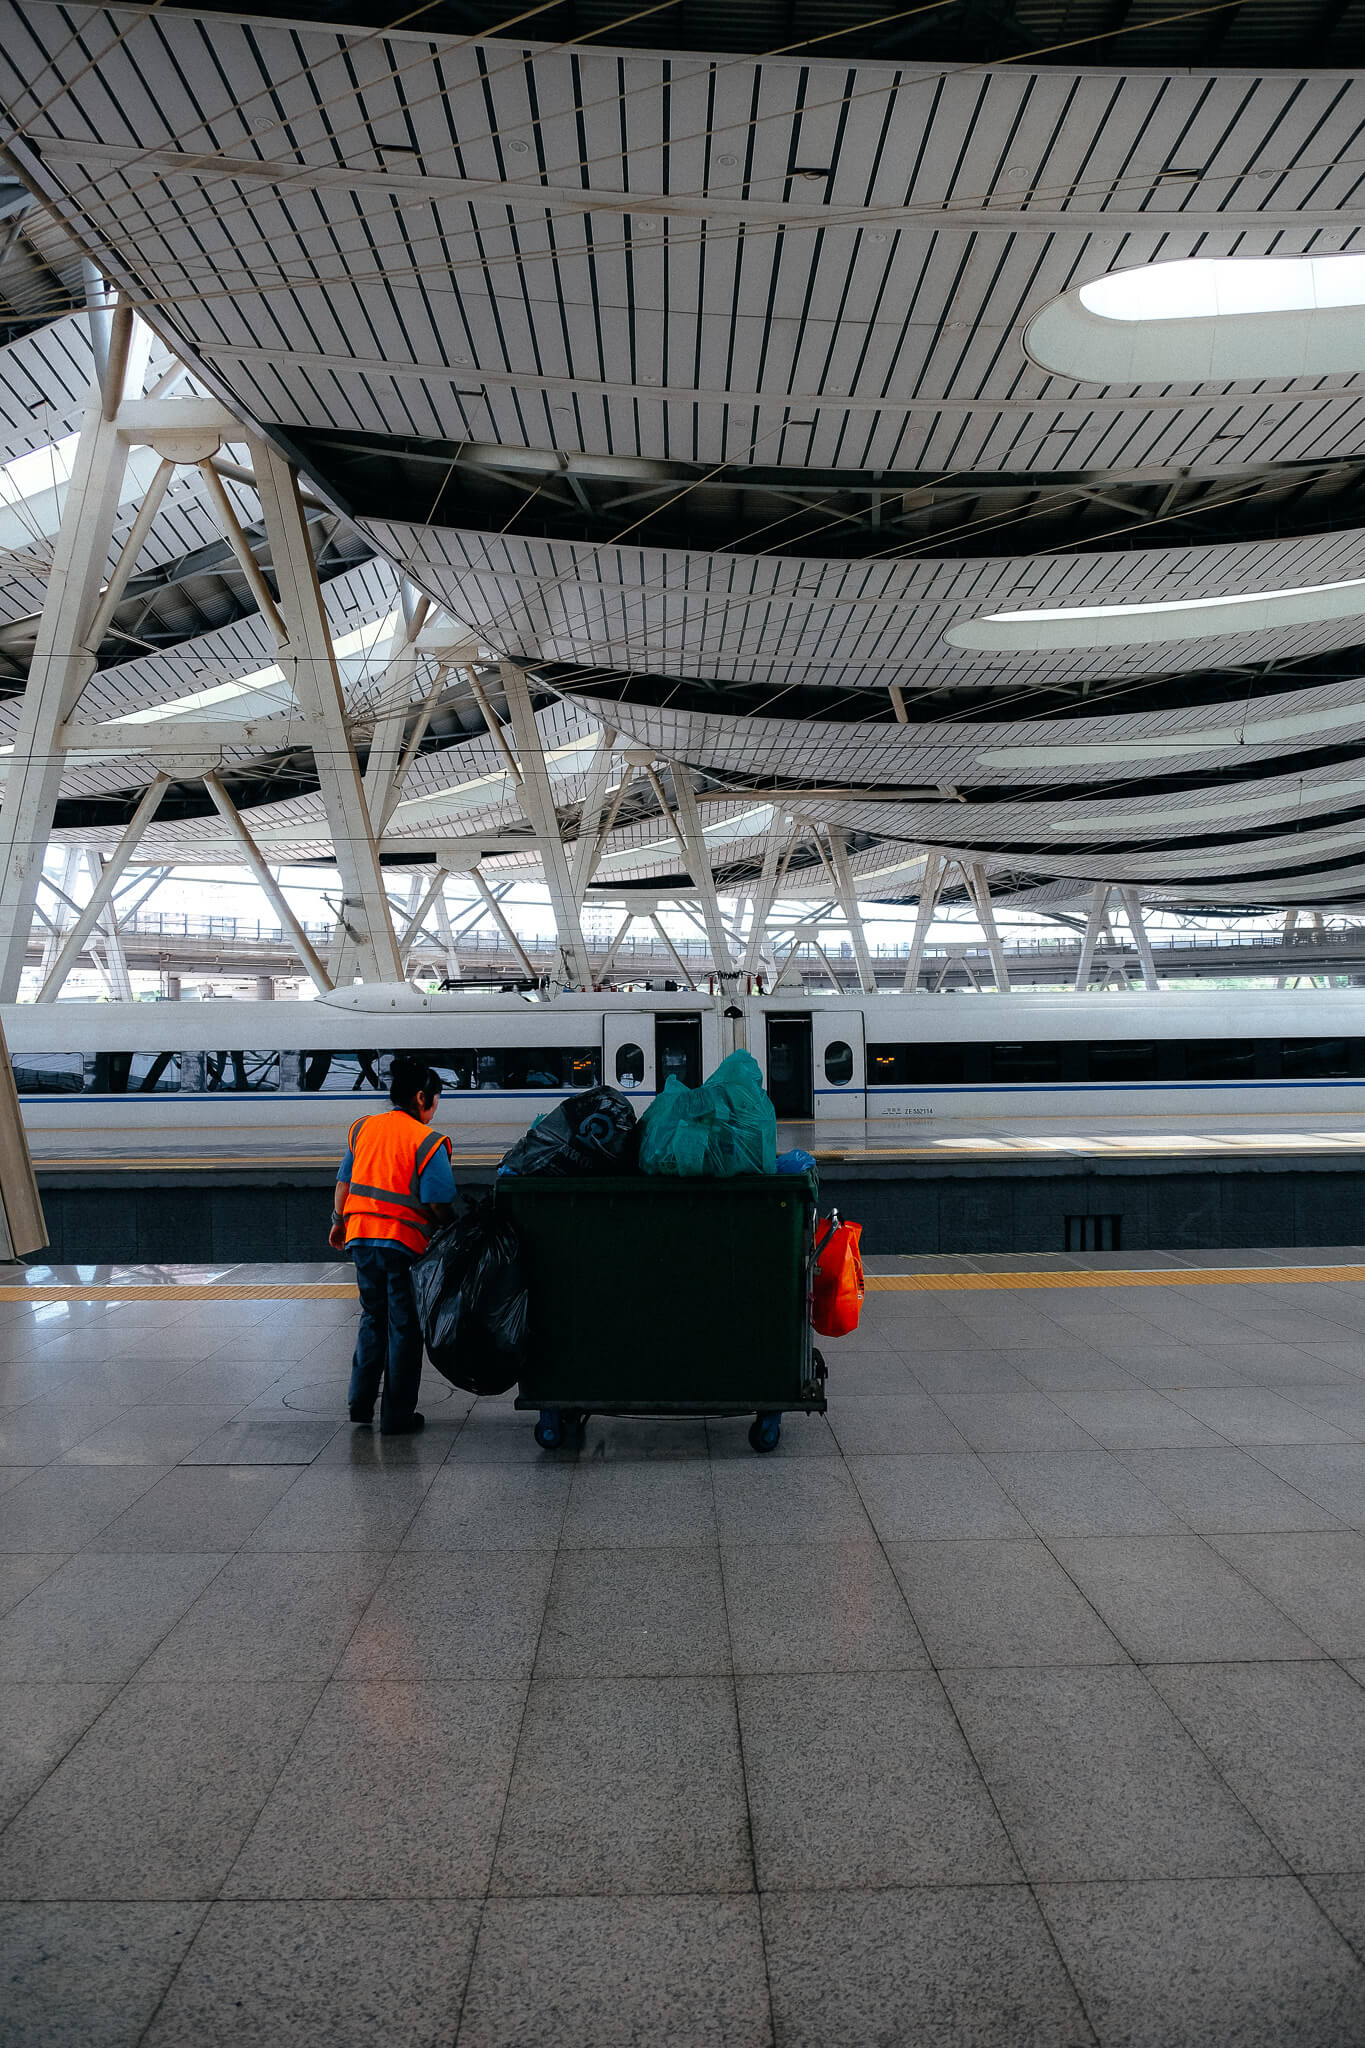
[348, 1242, 424, 1428]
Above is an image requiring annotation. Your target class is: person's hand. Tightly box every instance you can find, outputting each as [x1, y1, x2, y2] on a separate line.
[328, 1222, 346, 1251]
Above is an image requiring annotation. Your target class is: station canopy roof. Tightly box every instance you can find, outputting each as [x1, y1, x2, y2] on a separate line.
[2, 0, 1365, 911]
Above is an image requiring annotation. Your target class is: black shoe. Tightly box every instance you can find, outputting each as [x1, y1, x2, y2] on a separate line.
[349, 1410, 374, 1428]
[380, 1412, 425, 1436]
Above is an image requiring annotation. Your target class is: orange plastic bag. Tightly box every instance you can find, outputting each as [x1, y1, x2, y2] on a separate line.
[812, 1214, 864, 1337]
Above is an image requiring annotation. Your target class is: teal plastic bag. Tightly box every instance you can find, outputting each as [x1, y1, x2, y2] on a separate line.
[638, 1049, 777, 1177]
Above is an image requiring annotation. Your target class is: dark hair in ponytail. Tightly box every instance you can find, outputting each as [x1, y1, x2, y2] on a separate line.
[389, 1054, 442, 1109]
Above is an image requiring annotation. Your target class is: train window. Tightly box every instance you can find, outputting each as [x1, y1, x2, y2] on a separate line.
[499, 1047, 602, 1090]
[204, 1050, 280, 1092]
[474, 1050, 503, 1090]
[615, 1042, 645, 1087]
[11, 1052, 83, 1095]
[990, 1043, 1065, 1084]
[1183, 1040, 1256, 1081]
[300, 1051, 387, 1093]
[430, 1051, 474, 1092]
[824, 1040, 854, 1086]
[502, 1048, 566, 1089]
[1087, 1043, 1159, 1083]
[89, 1052, 181, 1093]
[1281, 1038, 1365, 1078]
[865, 1044, 966, 1085]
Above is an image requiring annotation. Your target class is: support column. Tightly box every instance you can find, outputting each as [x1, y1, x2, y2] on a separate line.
[202, 773, 334, 993]
[657, 762, 735, 983]
[498, 663, 589, 988]
[1074, 883, 1110, 992]
[432, 886, 461, 982]
[825, 825, 876, 994]
[1119, 887, 1161, 993]
[246, 434, 402, 983]
[571, 725, 618, 899]
[963, 860, 1011, 994]
[902, 851, 947, 994]
[0, 350, 150, 998]
[37, 776, 168, 1001]
[470, 866, 539, 982]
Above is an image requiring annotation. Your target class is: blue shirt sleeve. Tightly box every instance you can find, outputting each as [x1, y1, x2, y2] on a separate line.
[418, 1143, 456, 1206]
[337, 1142, 355, 1184]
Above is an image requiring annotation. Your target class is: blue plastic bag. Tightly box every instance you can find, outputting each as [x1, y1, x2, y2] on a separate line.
[637, 1049, 777, 1177]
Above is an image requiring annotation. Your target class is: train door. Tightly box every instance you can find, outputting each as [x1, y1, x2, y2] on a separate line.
[765, 1013, 814, 1120]
[813, 1008, 865, 1121]
[655, 1013, 702, 1091]
[604, 1010, 654, 1098]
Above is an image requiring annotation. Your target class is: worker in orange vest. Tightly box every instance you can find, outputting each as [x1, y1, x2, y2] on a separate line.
[329, 1054, 455, 1434]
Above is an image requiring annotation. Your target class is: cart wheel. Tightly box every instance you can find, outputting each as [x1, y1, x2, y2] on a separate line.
[534, 1410, 562, 1451]
[561, 1408, 588, 1436]
[813, 1348, 827, 1382]
[748, 1414, 782, 1454]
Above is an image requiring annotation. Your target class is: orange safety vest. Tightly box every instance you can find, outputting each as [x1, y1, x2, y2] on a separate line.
[343, 1109, 453, 1256]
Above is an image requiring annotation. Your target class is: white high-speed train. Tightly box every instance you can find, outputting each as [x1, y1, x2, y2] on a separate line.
[7, 985, 1365, 1154]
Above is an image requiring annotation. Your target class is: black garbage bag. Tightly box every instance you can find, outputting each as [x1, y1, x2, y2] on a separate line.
[498, 1084, 638, 1178]
[411, 1199, 528, 1395]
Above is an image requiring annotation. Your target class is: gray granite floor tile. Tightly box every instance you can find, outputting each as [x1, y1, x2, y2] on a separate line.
[985, 1451, 1184, 1537]
[738, 1670, 1018, 1889]
[439, 1411, 545, 1463]
[491, 1676, 751, 1896]
[226, 1679, 522, 1898]
[934, 1389, 1098, 1454]
[705, 1412, 839, 1459]
[826, 1392, 969, 1455]
[1274, 1383, 1365, 1434]
[899, 1352, 1031, 1393]
[457, 1895, 770, 2048]
[821, 1353, 922, 1396]
[711, 1461, 874, 1547]
[1118, 1447, 1340, 1533]
[1206, 1530, 1365, 1657]
[575, 1416, 712, 1459]
[85, 1465, 300, 1553]
[181, 1418, 343, 1464]
[339, 1549, 553, 1679]
[0, 1681, 115, 1824]
[846, 1454, 1031, 1541]
[314, 1415, 461, 1469]
[537, 1546, 728, 1677]
[943, 1666, 1281, 1882]
[1168, 1388, 1350, 1446]
[150, 1361, 293, 1405]
[244, 1466, 435, 1550]
[0, 1552, 226, 1682]
[762, 1885, 1090, 2048]
[403, 1463, 572, 1550]
[0, 1680, 321, 1899]
[1252, 1446, 1365, 1525]
[1304, 1875, 1365, 1961]
[1096, 1345, 1248, 1390]
[562, 1464, 719, 1548]
[721, 1541, 927, 1675]
[59, 1404, 244, 1466]
[1039, 1877, 1365, 2048]
[143, 1900, 480, 2048]
[0, 1553, 67, 1617]
[1151, 1661, 1365, 1872]
[1049, 1391, 1226, 1450]
[1008, 1350, 1144, 1391]
[138, 1551, 387, 1682]
[0, 1396, 129, 1463]
[1051, 1534, 1320, 1663]
[889, 1539, 1126, 1668]
[1218, 1347, 1360, 1389]
[0, 1902, 207, 2048]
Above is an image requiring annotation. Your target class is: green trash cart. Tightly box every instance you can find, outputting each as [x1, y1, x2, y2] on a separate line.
[496, 1171, 826, 1452]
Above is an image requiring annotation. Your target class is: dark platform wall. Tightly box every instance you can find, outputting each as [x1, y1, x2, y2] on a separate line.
[25, 1158, 1365, 1264]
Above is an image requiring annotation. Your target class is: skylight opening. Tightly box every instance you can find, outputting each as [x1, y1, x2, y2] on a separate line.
[0, 432, 79, 507]
[1026, 253, 1365, 384]
[946, 573, 1365, 652]
[1079, 254, 1365, 324]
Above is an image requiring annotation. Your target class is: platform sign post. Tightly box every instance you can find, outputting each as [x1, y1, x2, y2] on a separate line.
[0, 1015, 46, 1259]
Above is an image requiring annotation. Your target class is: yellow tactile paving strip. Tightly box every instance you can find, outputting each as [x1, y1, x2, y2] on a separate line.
[6, 1265, 1365, 1301]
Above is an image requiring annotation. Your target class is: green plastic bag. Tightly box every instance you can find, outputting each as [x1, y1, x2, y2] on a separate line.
[638, 1048, 777, 1177]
